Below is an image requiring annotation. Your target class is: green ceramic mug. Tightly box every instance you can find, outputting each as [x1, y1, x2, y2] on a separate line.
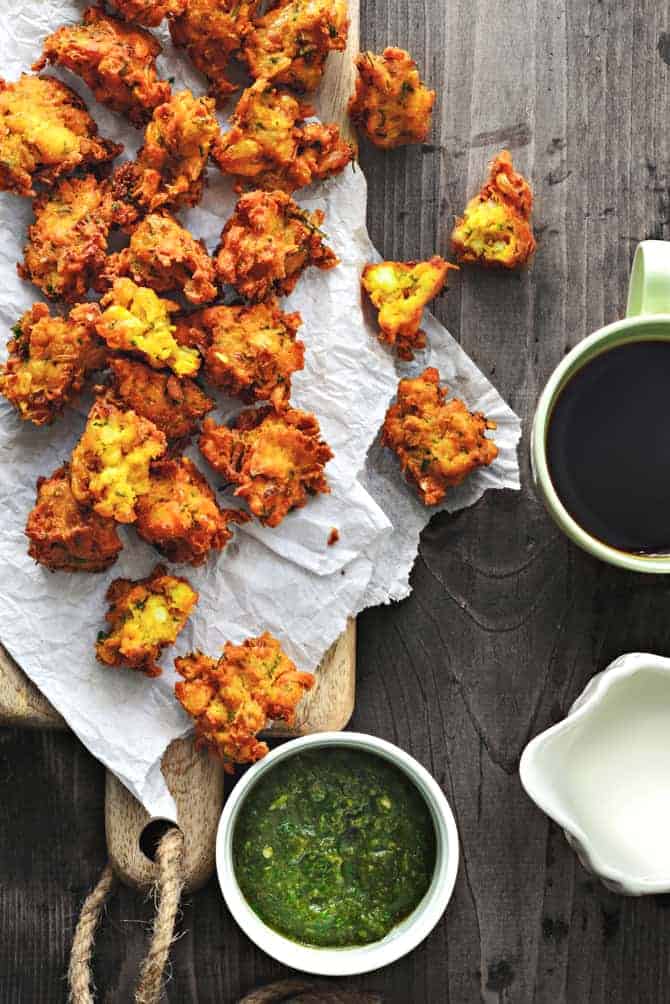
[531, 240, 670, 573]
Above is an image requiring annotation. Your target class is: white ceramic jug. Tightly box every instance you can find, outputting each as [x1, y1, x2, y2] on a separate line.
[520, 653, 670, 895]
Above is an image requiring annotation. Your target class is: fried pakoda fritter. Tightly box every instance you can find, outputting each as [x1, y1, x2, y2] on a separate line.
[175, 632, 315, 770]
[215, 189, 338, 301]
[361, 256, 457, 360]
[348, 48, 435, 150]
[97, 564, 197, 677]
[108, 356, 213, 445]
[107, 0, 187, 27]
[382, 367, 498, 506]
[18, 175, 113, 303]
[0, 74, 121, 197]
[199, 406, 332, 527]
[0, 302, 104, 425]
[216, 80, 299, 178]
[34, 7, 171, 127]
[70, 394, 167, 523]
[170, 0, 259, 103]
[290, 119, 355, 187]
[451, 150, 537, 269]
[243, 0, 349, 93]
[99, 212, 217, 305]
[97, 279, 201, 377]
[136, 457, 249, 565]
[176, 299, 304, 408]
[26, 464, 123, 573]
[212, 79, 354, 193]
[111, 90, 220, 228]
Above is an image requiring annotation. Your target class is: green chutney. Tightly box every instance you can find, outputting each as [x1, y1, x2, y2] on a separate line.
[233, 748, 437, 947]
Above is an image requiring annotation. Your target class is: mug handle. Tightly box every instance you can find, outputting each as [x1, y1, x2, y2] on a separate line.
[626, 240, 670, 316]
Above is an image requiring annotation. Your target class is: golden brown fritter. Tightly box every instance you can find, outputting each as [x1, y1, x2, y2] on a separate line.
[34, 6, 171, 127]
[348, 47, 435, 150]
[18, 175, 113, 303]
[215, 189, 338, 301]
[451, 150, 537, 269]
[213, 79, 354, 193]
[361, 256, 457, 360]
[111, 90, 220, 228]
[175, 632, 315, 770]
[26, 463, 123, 573]
[70, 394, 167, 523]
[97, 563, 197, 677]
[136, 456, 249, 565]
[107, 0, 187, 27]
[99, 212, 217, 305]
[170, 0, 260, 103]
[0, 302, 104, 425]
[0, 74, 121, 197]
[108, 355, 214, 445]
[243, 0, 349, 93]
[291, 120, 355, 187]
[199, 406, 332, 527]
[176, 299, 304, 408]
[97, 279, 201, 376]
[382, 367, 498, 506]
[216, 81, 299, 182]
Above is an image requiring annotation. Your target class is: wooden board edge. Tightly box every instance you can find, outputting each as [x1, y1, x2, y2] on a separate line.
[0, 618, 356, 733]
[0, 644, 65, 730]
[316, 0, 360, 138]
[264, 619, 357, 737]
[106, 735, 227, 894]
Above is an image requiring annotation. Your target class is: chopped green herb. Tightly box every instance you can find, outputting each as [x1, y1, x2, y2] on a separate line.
[234, 748, 436, 947]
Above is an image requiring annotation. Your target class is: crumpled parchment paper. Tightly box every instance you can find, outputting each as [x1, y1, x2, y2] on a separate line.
[0, 0, 521, 820]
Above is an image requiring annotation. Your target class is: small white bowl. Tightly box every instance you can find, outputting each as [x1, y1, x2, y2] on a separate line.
[216, 731, 459, 975]
[520, 653, 670, 895]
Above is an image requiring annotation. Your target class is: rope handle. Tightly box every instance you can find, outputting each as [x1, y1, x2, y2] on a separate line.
[67, 829, 381, 1004]
[68, 827, 185, 1004]
[68, 863, 117, 1004]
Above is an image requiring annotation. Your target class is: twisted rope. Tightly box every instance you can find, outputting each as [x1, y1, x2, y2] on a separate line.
[68, 863, 117, 1004]
[67, 827, 185, 1004]
[134, 826, 185, 1004]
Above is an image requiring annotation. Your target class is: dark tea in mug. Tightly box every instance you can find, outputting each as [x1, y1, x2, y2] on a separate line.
[546, 339, 670, 555]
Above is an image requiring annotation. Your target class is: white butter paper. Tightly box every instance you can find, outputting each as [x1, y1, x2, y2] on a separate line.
[360, 309, 522, 607]
[0, 0, 521, 821]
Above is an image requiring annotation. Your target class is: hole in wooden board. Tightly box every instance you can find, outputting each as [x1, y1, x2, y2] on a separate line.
[139, 818, 178, 863]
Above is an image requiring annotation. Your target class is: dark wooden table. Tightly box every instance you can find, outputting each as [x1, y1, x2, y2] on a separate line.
[3, 3, 670, 1002]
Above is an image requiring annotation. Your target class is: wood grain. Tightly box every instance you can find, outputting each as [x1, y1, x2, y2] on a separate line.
[4, 1, 670, 1001]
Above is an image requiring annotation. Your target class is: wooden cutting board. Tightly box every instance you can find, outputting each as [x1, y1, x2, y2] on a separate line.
[0, 3, 360, 894]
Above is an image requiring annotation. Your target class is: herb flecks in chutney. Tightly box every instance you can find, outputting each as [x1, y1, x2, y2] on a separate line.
[233, 748, 437, 947]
